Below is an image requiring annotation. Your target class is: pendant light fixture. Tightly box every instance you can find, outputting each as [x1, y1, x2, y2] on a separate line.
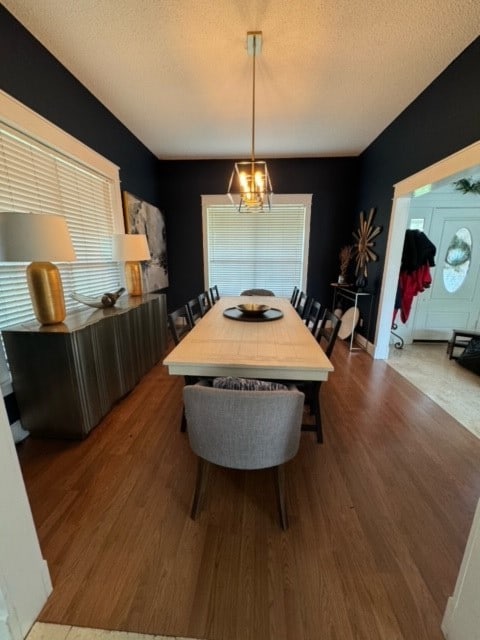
[228, 31, 273, 212]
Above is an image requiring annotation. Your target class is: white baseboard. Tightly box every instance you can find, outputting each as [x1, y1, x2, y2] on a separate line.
[441, 498, 480, 640]
[41, 560, 53, 596]
[10, 421, 29, 444]
[352, 333, 375, 356]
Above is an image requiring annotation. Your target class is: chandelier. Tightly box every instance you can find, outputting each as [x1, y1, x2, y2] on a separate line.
[228, 31, 273, 212]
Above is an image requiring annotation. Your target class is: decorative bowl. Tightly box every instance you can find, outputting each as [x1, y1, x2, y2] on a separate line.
[236, 303, 270, 316]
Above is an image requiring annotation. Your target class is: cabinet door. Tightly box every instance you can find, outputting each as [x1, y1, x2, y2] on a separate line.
[4, 330, 101, 438]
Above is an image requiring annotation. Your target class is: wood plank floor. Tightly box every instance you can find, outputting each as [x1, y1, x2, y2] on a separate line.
[17, 341, 480, 640]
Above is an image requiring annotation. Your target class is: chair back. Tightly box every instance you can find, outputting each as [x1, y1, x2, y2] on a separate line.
[183, 385, 304, 470]
[241, 288, 275, 296]
[209, 285, 220, 304]
[290, 286, 299, 306]
[198, 291, 212, 315]
[316, 309, 342, 357]
[186, 297, 203, 327]
[305, 300, 322, 334]
[302, 296, 314, 320]
[168, 305, 191, 345]
[295, 291, 307, 316]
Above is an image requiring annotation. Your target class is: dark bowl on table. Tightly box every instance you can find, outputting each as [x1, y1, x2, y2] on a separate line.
[236, 303, 270, 317]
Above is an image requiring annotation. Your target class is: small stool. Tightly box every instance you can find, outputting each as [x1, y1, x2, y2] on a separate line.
[447, 330, 480, 359]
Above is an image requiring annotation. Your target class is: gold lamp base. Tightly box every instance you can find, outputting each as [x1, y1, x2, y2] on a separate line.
[27, 261, 66, 325]
[125, 261, 144, 296]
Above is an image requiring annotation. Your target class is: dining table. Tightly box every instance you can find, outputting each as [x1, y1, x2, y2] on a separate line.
[163, 296, 334, 382]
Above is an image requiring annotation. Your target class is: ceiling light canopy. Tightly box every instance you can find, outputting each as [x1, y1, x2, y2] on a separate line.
[228, 31, 273, 212]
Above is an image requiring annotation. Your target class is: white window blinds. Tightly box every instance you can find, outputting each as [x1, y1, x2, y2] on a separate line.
[0, 119, 122, 330]
[202, 195, 311, 297]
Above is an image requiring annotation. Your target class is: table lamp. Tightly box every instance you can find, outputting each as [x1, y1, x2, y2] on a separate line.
[112, 233, 150, 296]
[0, 211, 76, 325]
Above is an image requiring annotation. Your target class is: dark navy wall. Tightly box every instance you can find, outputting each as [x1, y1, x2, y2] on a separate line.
[0, 5, 162, 207]
[0, 5, 358, 315]
[160, 157, 359, 310]
[1, 2, 479, 341]
[357, 36, 480, 339]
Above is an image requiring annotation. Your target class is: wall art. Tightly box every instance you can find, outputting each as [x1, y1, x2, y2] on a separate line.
[122, 191, 168, 291]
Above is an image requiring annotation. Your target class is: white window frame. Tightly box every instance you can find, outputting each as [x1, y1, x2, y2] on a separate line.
[0, 90, 125, 394]
[201, 194, 312, 296]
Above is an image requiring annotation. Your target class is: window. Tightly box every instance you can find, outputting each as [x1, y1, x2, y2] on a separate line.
[0, 90, 124, 391]
[202, 194, 311, 297]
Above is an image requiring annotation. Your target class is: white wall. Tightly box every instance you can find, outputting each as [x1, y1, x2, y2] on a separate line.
[442, 499, 480, 640]
[0, 399, 51, 640]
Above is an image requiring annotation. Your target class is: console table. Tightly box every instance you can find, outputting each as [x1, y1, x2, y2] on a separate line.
[2, 294, 167, 439]
[330, 284, 373, 351]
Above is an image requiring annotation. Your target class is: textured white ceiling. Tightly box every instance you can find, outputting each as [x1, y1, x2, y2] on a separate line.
[3, 0, 480, 159]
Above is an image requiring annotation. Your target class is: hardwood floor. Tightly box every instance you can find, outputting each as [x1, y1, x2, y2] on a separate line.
[17, 341, 480, 640]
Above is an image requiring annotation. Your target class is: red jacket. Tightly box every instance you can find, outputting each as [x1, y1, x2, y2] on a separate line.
[399, 264, 432, 323]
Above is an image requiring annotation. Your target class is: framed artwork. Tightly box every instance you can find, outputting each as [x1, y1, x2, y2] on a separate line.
[122, 191, 169, 292]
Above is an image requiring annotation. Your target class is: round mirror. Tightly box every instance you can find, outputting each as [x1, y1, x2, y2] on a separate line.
[443, 227, 472, 293]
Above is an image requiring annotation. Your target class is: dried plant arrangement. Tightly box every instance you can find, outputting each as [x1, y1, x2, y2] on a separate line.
[338, 245, 353, 283]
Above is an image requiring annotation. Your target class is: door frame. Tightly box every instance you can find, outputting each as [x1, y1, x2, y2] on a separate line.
[373, 139, 480, 359]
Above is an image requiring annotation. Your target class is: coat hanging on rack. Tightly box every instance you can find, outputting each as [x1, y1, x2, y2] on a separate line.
[394, 230, 437, 324]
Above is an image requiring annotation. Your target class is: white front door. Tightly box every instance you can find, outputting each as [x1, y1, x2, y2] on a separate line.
[413, 207, 480, 340]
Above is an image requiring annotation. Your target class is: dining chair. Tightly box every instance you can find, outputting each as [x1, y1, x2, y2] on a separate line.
[186, 297, 203, 327]
[209, 285, 220, 305]
[241, 288, 275, 296]
[183, 381, 305, 530]
[304, 299, 323, 335]
[168, 305, 198, 432]
[198, 291, 212, 315]
[301, 309, 342, 443]
[295, 291, 307, 316]
[167, 305, 191, 345]
[302, 296, 314, 321]
[290, 286, 299, 306]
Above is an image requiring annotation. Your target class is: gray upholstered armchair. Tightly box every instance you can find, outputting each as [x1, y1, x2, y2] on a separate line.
[183, 383, 305, 530]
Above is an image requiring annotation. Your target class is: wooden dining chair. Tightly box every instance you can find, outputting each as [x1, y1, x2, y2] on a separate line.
[167, 305, 191, 345]
[302, 296, 314, 321]
[304, 299, 322, 335]
[301, 309, 342, 443]
[241, 288, 275, 296]
[290, 286, 299, 306]
[209, 285, 220, 305]
[183, 381, 305, 530]
[168, 305, 198, 432]
[186, 297, 203, 327]
[295, 291, 307, 316]
[198, 291, 212, 315]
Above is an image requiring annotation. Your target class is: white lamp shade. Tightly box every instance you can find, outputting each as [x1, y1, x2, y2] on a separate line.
[0, 211, 76, 262]
[112, 234, 150, 261]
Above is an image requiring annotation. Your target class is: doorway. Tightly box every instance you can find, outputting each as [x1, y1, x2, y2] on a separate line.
[393, 175, 480, 345]
[373, 139, 480, 359]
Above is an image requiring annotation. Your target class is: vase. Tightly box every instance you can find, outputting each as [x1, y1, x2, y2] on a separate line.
[355, 275, 367, 291]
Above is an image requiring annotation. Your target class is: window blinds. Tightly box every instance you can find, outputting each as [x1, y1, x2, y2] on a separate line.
[205, 200, 310, 297]
[0, 121, 121, 331]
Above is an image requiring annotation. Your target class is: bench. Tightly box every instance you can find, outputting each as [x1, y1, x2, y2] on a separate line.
[447, 330, 480, 360]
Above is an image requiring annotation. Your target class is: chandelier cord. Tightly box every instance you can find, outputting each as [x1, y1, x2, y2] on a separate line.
[251, 34, 256, 170]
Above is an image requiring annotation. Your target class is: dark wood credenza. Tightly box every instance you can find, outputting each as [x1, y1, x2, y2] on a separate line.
[2, 294, 167, 439]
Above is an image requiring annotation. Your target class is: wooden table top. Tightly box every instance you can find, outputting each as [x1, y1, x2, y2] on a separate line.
[163, 296, 334, 381]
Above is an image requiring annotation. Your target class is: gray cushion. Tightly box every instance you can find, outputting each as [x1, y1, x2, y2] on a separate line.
[213, 376, 288, 391]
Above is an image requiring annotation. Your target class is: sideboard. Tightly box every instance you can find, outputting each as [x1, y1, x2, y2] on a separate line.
[2, 294, 167, 439]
